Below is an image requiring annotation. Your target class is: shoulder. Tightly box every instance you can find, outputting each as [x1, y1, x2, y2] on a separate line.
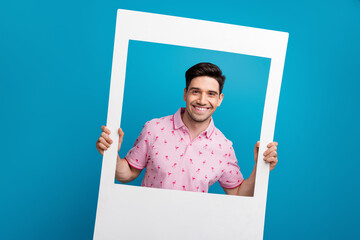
[146, 114, 173, 125]
[143, 114, 173, 130]
[213, 127, 233, 147]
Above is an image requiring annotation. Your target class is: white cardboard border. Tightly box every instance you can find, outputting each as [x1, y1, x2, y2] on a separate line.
[94, 9, 288, 240]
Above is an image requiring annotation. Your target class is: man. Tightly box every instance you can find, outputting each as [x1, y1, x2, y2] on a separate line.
[96, 62, 278, 196]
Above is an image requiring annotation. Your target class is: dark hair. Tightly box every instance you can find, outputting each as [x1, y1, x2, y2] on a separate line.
[185, 62, 226, 94]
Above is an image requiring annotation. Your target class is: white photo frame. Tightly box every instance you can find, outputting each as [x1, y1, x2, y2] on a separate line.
[94, 9, 288, 240]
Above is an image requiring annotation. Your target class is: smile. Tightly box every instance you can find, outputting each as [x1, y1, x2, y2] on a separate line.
[193, 105, 210, 112]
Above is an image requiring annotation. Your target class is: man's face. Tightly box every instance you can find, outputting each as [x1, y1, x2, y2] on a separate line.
[183, 76, 224, 123]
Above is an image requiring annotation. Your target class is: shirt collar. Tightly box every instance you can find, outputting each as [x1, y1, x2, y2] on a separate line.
[173, 107, 215, 138]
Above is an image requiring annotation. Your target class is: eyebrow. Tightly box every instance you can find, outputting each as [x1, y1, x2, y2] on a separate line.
[189, 87, 200, 91]
[189, 87, 219, 95]
[208, 90, 219, 95]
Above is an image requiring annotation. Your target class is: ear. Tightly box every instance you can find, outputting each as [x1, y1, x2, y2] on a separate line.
[183, 88, 187, 101]
[217, 93, 224, 107]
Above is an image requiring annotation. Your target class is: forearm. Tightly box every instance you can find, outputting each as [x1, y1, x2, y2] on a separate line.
[115, 155, 138, 183]
[237, 164, 257, 196]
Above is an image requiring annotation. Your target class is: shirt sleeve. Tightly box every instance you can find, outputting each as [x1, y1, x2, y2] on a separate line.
[125, 122, 151, 170]
[218, 144, 244, 189]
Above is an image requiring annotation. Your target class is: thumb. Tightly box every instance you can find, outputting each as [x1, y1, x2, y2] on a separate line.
[118, 128, 124, 151]
[254, 141, 260, 162]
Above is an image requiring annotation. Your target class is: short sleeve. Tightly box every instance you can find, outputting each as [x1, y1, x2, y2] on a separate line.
[218, 145, 244, 189]
[125, 122, 151, 170]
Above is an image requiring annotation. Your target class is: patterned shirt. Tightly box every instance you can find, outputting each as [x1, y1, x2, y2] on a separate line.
[125, 108, 244, 193]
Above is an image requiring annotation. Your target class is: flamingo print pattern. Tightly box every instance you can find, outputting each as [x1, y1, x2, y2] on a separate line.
[125, 108, 244, 193]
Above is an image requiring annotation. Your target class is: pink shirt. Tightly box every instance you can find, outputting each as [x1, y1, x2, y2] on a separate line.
[125, 108, 244, 193]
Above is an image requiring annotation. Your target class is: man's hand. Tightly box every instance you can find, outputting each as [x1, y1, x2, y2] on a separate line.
[254, 141, 278, 171]
[96, 126, 124, 155]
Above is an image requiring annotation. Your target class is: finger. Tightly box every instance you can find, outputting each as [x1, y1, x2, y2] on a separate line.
[98, 137, 111, 148]
[118, 128, 124, 141]
[101, 132, 113, 144]
[95, 142, 105, 155]
[253, 141, 260, 162]
[96, 141, 105, 155]
[98, 147, 104, 155]
[254, 141, 260, 153]
[264, 156, 278, 163]
[119, 129, 124, 144]
[97, 142, 108, 151]
[263, 145, 277, 156]
[101, 125, 111, 135]
[118, 128, 124, 151]
[267, 141, 278, 148]
[268, 151, 277, 158]
[269, 159, 278, 171]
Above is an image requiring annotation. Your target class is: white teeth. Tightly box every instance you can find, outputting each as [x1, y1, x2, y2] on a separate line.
[195, 106, 207, 111]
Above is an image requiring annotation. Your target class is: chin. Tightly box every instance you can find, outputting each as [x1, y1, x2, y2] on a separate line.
[185, 107, 213, 123]
[190, 113, 212, 123]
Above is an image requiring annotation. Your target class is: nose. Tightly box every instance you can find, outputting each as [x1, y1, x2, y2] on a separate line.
[198, 92, 207, 105]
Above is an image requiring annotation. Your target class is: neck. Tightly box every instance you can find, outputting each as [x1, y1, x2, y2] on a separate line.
[181, 109, 211, 141]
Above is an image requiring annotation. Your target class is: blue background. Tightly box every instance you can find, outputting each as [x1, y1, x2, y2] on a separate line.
[1, 0, 359, 239]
